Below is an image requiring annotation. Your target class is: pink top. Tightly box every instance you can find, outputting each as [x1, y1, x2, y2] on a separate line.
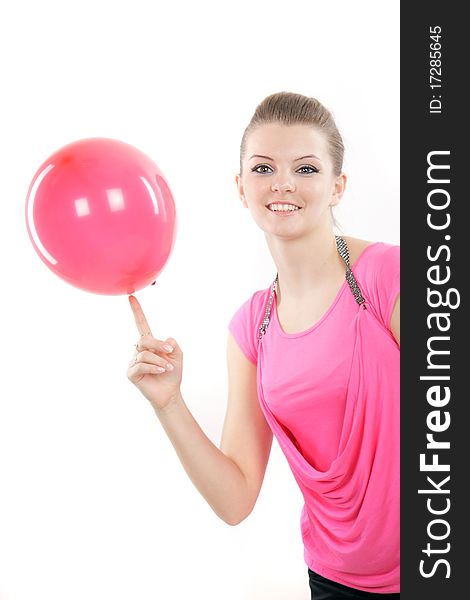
[228, 242, 400, 593]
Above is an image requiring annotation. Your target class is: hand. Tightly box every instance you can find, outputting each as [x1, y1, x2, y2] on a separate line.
[127, 295, 183, 410]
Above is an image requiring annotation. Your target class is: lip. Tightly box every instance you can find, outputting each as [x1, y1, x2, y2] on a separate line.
[266, 201, 301, 209]
[266, 202, 302, 216]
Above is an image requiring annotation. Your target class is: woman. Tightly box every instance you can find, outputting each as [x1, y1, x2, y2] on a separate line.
[127, 92, 400, 598]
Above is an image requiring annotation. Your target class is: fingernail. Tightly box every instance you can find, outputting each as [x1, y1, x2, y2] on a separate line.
[165, 363, 174, 371]
[163, 344, 173, 352]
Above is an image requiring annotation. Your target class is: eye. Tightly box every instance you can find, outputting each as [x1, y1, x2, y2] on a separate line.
[297, 165, 319, 174]
[251, 164, 273, 174]
[251, 164, 319, 175]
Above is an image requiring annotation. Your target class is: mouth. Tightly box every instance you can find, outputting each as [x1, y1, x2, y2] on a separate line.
[266, 202, 302, 215]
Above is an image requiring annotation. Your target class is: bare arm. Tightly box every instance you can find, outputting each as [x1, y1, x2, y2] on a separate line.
[127, 296, 272, 525]
[154, 335, 272, 525]
[154, 391, 249, 525]
[219, 334, 273, 521]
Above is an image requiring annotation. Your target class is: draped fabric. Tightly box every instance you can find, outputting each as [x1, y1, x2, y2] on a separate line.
[258, 291, 399, 592]
[228, 242, 400, 593]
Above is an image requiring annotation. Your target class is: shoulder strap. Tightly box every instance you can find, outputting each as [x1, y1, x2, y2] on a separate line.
[258, 278, 278, 339]
[258, 236, 366, 339]
[335, 236, 366, 308]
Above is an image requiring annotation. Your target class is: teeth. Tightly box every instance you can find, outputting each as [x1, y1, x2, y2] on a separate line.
[269, 203, 299, 211]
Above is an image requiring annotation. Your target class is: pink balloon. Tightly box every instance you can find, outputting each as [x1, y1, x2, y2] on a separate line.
[25, 138, 177, 295]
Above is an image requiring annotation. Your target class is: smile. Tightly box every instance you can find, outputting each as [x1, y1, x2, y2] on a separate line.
[267, 203, 301, 214]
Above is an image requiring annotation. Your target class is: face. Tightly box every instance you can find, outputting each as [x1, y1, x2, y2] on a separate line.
[236, 123, 346, 239]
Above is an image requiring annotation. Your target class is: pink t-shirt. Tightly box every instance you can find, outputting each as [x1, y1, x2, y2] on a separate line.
[228, 242, 400, 593]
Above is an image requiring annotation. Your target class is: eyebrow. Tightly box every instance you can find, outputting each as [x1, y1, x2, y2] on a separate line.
[248, 153, 322, 162]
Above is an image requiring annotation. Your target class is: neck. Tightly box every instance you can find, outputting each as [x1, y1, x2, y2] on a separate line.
[265, 227, 344, 300]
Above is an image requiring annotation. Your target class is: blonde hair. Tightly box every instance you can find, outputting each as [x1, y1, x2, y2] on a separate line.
[239, 92, 345, 230]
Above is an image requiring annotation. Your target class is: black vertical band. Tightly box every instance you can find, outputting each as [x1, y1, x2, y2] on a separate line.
[401, 2, 467, 597]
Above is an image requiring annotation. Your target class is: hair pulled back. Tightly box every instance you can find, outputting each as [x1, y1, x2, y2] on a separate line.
[239, 92, 344, 177]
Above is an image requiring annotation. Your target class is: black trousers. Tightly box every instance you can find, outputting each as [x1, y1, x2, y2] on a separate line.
[308, 569, 400, 599]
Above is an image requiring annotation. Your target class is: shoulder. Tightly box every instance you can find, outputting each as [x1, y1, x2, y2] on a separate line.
[341, 235, 399, 270]
[341, 235, 375, 264]
[232, 287, 271, 320]
[343, 236, 400, 330]
[228, 285, 272, 364]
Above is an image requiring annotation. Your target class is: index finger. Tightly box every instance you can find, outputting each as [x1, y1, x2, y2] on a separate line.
[128, 295, 153, 337]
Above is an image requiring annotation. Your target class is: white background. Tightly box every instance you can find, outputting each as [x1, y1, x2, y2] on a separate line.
[0, 1, 399, 598]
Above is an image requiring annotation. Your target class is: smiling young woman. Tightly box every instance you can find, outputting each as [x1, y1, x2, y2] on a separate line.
[231, 95, 400, 598]
[127, 92, 400, 599]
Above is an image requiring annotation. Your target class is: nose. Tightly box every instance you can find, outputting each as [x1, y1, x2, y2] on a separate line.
[271, 179, 295, 193]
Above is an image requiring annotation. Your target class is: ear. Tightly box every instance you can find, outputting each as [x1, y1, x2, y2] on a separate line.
[330, 173, 347, 207]
[235, 173, 249, 208]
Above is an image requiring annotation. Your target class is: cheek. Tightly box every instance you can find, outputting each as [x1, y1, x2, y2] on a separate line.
[244, 179, 267, 203]
[303, 180, 332, 199]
